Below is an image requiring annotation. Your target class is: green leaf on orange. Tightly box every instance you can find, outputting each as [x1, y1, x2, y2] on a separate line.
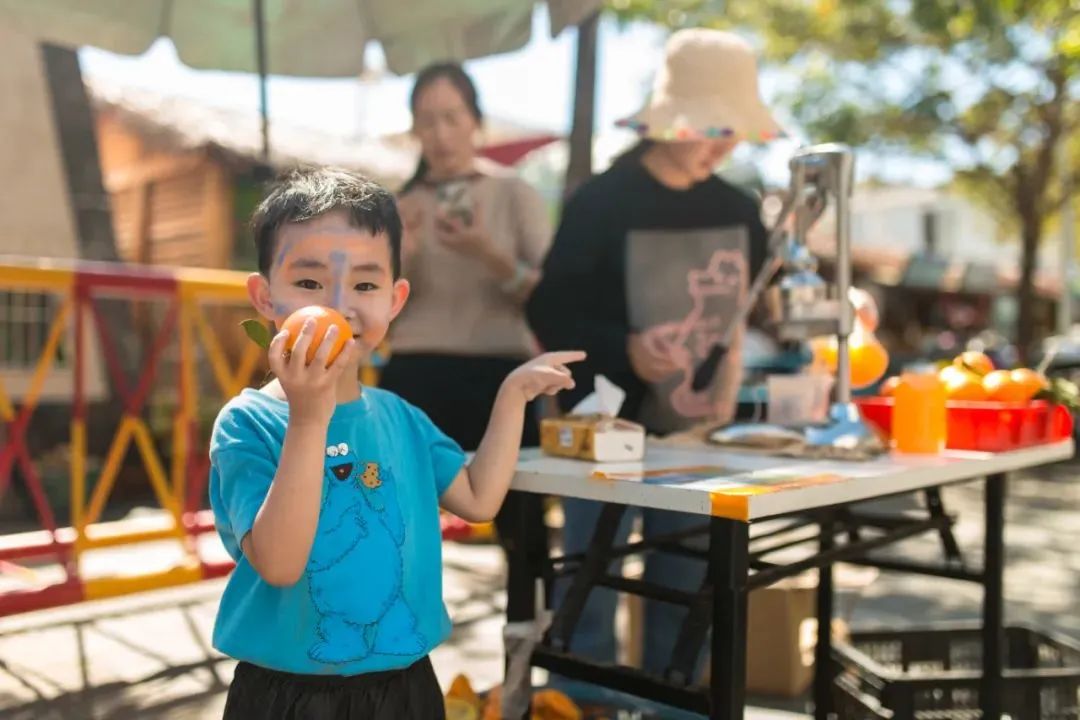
[241, 319, 272, 349]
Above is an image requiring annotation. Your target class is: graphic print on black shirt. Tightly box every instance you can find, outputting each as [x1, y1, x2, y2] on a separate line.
[626, 226, 749, 434]
[525, 159, 766, 427]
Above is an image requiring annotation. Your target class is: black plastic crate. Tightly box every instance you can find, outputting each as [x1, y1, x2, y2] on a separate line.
[831, 623, 1080, 720]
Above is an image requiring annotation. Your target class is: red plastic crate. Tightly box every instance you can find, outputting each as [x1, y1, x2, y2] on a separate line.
[854, 397, 1074, 452]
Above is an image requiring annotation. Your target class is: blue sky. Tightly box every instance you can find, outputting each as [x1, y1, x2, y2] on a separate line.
[77, 6, 950, 188]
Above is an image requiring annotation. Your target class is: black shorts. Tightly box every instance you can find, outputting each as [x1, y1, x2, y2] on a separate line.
[223, 656, 445, 719]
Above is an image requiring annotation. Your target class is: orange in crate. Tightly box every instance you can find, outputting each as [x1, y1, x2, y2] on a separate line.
[1009, 368, 1049, 399]
[953, 350, 995, 376]
[982, 368, 1048, 402]
[939, 365, 988, 401]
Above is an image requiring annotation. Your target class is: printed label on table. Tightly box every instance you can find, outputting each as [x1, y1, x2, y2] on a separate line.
[591, 465, 732, 485]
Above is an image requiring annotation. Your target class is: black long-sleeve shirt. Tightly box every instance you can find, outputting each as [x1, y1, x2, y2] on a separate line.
[526, 159, 766, 433]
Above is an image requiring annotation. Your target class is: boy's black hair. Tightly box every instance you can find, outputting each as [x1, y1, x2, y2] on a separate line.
[252, 167, 403, 278]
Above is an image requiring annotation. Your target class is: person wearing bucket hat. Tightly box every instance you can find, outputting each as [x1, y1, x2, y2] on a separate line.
[617, 29, 782, 143]
[526, 28, 781, 679]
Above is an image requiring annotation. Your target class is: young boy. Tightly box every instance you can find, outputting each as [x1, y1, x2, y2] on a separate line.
[209, 167, 583, 719]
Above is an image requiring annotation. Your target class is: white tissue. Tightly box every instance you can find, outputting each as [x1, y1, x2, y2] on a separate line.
[570, 374, 626, 416]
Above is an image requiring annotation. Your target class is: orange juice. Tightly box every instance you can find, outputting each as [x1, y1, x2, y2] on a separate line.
[893, 370, 946, 454]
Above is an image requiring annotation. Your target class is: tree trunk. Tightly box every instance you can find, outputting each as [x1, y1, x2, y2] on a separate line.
[1016, 216, 1042, 364]
[40, 43, 120, 262]
[563, 11, 599, 202]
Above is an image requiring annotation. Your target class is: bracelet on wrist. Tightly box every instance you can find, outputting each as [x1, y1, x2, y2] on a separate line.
[499, 261, 532, 294]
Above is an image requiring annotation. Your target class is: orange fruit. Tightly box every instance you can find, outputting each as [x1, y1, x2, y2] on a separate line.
[481, 686, 502, 720]
[850, 287, 879, 332]
[879, 376, 901, 397]
[810, 331, 889, 389]
[981, 368, 1046, 403]
[849, 332, 890, 389]
[281, 306, 351, 366]
[445, 697, 479, 720]
[533, 689, 583, 719]
[1010, 368, 1048, 401]
[982, 369, 1025, 402]
[809, 336, 838, 371]
[446, 674, 481, 708]
[953, 351, 994, 377]
[939, 365, 988, 400]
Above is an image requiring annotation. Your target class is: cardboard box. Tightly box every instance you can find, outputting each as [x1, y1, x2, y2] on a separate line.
[540, 414, 645, 462]
[675, 568, 873, 697]
[744, 570, 868, 697]
[746, 577, 820, 697]
[625, 573, 846, 697]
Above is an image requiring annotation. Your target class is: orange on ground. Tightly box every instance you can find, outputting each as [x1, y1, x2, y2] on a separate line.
[532, 689, 583, 720]
[445, 697, 479, 720]
[446, 674, 481, 707]
[481, 686, 502, 720]
[281, 305, 351, 366]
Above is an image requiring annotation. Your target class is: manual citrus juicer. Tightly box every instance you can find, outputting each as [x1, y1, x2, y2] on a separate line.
[692, 143, 875, 447]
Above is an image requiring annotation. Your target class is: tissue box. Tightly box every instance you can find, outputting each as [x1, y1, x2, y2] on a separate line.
[540, 413, 645, 462]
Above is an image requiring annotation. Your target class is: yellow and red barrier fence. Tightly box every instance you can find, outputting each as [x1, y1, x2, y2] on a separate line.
[0, 258, 264, 616]
[0, 257, 489, 618]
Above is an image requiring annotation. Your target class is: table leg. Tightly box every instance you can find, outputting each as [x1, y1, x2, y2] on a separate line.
[544, 502, 627, 651]
[496, 490, 545, 720]
[709, 517, 749, 720]
[814, 516, 836, 720]
[497, 490, 546, 623]
[982, 473, 1006, 719]
[924, 488, 963, 563]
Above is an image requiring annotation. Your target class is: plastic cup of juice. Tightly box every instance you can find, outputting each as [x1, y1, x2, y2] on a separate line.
[893, 366, 946, 454]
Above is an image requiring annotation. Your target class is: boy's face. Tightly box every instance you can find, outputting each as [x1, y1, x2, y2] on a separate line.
[247, 209, 410, 361]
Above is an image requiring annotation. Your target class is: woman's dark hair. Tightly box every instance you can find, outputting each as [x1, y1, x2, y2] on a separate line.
[400, 62, 483, 194]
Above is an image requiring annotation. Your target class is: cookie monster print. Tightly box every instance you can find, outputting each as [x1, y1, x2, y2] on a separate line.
[305, 441, 426, 665]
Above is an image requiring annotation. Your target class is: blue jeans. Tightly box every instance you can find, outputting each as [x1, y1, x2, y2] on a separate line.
[552, 497, 708, 677]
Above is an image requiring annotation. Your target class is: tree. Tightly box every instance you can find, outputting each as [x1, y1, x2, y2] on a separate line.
[609, 0, 1080, 358]
[565, 11, 601, 199]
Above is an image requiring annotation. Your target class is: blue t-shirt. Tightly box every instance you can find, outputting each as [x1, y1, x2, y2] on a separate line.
[208, 386, 466, 675]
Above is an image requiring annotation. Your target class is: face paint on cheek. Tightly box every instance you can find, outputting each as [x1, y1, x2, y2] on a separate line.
[329, 250, 347, 309]
[272, 302, 292, 317]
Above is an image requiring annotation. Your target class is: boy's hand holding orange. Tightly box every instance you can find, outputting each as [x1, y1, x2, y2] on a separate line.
[268, 306, 356, 421]
[280, 306, 352, 366]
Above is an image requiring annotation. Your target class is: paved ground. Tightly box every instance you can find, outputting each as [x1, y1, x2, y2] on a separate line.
[1, 458, 1078, 719]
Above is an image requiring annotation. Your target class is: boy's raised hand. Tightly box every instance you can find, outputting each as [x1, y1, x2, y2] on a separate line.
[501, 351, 587, 403]
[268, 319, 356, 423]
